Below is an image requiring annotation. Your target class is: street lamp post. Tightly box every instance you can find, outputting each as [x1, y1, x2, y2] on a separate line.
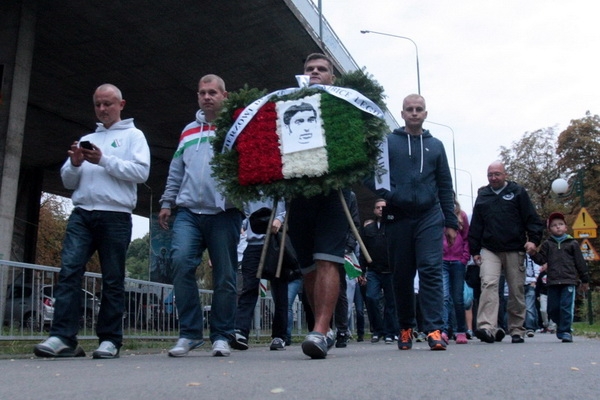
[360, 30, 421, 95]
[425, 121, 457, 194]
[455, 168, 474, 210]
[360, 30, 457, 193]
[551, 169, 585, 207]
[551, 169, 594, 325]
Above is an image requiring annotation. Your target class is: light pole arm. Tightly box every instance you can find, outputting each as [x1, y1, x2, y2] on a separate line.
[361, 30, 421, 95]
[425, 120, 457, 194]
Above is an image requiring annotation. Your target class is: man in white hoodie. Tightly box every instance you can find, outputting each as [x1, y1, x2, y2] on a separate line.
[158, 74, 243, 357]
[34, 84, 151, 359]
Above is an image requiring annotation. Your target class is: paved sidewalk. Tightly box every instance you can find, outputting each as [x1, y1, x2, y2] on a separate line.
[1, 333, 599, 399]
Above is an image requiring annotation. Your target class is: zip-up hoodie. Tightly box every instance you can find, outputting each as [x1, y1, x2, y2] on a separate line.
[366, 127, 458, 229]
[61, 118, 150, 213]
[160, 110, 234, 214]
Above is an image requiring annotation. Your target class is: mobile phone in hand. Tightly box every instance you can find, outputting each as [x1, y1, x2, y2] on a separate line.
[79, 141, 93, 150]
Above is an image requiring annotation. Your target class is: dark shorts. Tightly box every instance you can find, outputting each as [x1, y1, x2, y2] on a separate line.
[287, 190, 350, 273]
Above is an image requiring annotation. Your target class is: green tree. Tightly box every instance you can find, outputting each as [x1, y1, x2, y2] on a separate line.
[497, 118, 600, 287]
[555, 112, 600, 286]
[556, 112, 600, 217]
[126, 234, 150, 280]
[498, 127, 561, 218]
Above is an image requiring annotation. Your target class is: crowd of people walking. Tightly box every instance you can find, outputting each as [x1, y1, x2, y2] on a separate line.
[33, 52, 590, 361]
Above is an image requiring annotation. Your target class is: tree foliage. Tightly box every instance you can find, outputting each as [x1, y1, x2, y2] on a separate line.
[556, 112, 600, 217]
[126, 234, 150, 280]
[499, 127, 561, 216]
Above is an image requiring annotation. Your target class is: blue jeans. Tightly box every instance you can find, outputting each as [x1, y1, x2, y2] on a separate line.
[387, 207, 444, 333]
[365, 270, 398, 337]
[50, 208, 131, 348]
[442, 260, 467, 333]
[547, 284, 576, 336]
[286, 277, 303, 342]
[235, 244, 288, 339]
[170, 208, 242, 342]
[524, 284, 539, 331]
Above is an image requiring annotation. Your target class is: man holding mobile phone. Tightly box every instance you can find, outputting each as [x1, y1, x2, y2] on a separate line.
[34, 84, 151, 359]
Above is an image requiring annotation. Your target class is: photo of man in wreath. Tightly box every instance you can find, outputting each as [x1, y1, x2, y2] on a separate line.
[280, 96, 324, 153]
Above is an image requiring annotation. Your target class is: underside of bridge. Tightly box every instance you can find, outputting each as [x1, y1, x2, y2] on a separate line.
[1, 0, 386, 262]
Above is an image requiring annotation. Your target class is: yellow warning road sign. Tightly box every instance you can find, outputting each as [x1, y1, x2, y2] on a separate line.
[580, 239, 600, 261]
[572, 207, 598, 230]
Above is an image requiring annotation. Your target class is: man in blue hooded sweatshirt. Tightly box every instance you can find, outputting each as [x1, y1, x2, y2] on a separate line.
[366, 94, 457, 351]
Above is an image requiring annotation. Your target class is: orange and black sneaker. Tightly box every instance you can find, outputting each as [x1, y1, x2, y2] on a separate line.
[398, 328, 413, 350]
[427, 330, 447, 351]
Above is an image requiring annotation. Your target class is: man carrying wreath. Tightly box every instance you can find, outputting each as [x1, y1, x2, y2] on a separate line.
[286, 53, 352, 359]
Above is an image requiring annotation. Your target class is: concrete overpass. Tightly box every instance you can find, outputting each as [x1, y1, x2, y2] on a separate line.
[0, 0, 397, 265]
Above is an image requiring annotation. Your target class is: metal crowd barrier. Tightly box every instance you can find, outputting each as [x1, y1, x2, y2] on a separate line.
[1, 260, 309, 342]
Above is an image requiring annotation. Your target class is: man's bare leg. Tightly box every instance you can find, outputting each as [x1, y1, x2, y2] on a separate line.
[303, 259, 340, 335]
[301, 259, 340, 358]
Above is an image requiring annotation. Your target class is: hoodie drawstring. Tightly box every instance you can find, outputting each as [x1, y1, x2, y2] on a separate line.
[419, 135, 423, 174]
[406, 134, 424, 174]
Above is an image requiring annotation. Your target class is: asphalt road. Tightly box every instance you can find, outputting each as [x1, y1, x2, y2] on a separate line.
[1, 333, 598, 400]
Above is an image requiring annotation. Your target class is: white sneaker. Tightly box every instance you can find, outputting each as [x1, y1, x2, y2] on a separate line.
[168, 338, 205, 357]
[212, 340, 231, 357]
[92, 341, 119, 359]
[34, 336, 86, 358]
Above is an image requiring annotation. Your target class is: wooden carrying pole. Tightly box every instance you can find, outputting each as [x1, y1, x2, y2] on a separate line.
[274, 210, 291, 279]
[256, 199, 278, 279]
[338, 189, 372, 263]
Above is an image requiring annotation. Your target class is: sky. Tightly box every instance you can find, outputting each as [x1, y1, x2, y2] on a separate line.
[316, 0, 599, 213]
[131, 0, 599, 238]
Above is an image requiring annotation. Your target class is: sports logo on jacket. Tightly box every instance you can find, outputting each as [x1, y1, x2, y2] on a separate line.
[502, 193, 514, 201]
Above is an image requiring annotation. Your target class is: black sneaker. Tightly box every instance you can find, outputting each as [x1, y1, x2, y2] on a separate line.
[357, 335, 364, 342]
[384, 336, 393, 344]
[370, 334, 380, 343]
[269, 337, 286, 350]
[335, 331, 349, 348]
[511, 335, 524, 343]
[427, 330, 447, 351]
[495, 328, 506, 342]
[474, 329, 495, 343]
[398, 328, 413, 350]
[230, 330, 249, 351]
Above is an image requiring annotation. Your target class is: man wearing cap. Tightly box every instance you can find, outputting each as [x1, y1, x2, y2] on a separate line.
[468, 161, 544, 344]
